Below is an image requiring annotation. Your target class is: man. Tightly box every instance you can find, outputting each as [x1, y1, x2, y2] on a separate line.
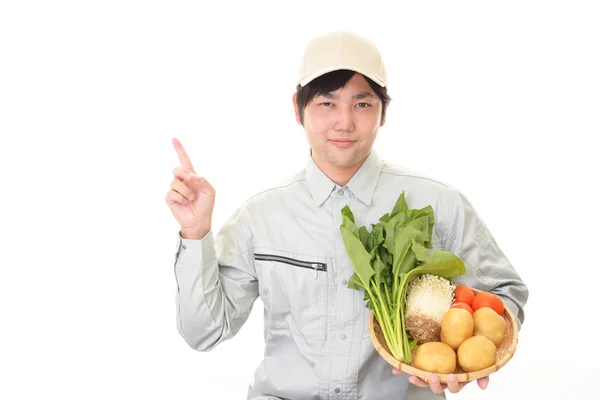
[166, 31, 528, 399]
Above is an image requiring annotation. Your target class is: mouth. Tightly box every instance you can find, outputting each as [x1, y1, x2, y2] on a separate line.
[328, 139, 357, 148]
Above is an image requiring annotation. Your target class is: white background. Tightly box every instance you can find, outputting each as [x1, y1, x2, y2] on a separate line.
[1, 1, 598, 399]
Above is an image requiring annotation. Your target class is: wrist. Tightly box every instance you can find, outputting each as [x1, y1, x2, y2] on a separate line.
[180, 222, 211, 240]
[180, 229, 209, 240]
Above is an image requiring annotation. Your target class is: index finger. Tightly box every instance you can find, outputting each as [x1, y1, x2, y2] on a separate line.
[172, 137, 196, 174]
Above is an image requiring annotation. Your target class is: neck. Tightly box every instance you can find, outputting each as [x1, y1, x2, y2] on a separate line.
[314, 157, 367, 187]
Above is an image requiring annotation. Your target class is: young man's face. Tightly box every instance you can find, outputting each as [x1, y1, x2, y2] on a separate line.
[294, 73, 387, 171]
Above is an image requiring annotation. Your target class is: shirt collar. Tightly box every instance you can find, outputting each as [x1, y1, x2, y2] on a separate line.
[306, 149, 383, 207]
[306, 152, 337, 207]
[346, 150, 382, 206]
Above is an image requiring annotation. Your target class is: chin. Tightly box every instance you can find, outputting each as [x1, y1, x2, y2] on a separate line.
[325, 153, 361, 168]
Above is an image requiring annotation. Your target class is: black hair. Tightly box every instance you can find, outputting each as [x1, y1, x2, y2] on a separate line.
[295, 69, 391, 125]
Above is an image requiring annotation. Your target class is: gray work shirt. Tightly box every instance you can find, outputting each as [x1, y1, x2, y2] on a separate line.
[173, 150, 528, 400]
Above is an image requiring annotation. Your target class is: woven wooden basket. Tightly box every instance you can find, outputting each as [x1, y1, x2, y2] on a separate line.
[368, 287, 519, 383]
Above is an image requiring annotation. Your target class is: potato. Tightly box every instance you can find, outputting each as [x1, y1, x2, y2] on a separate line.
[440, 308, 473, 350]
[412, 342, 457, 374]
[473, 306, 506, 347]
[457, 335, 497, 372]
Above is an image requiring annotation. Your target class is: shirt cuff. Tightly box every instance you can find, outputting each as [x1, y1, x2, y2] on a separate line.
[175, 230, 216, 266]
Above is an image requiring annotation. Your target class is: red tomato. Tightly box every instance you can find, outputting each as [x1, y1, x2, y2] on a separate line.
[472, 292, 505, 315]
[454, 285, 475, 306]
[451, 301, 474, 315]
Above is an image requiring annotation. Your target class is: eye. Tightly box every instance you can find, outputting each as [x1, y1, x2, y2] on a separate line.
[356, 102, 371, 108]
[320, 102, 333, 107]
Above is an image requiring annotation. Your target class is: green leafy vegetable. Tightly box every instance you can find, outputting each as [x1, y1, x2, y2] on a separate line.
[340, 191, 466, 363]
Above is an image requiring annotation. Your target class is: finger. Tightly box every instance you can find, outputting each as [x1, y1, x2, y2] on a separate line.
[171, 179, 195, 201]
[446, 374, 461, 394]
[477, 376, 489, 390]
[165, 189, 188, 206]
[172, 138, 196, 174]
[428, 374, 446, 394]
[392, 368, 405, 375]
[173, 166, 194, 182]
[408, 376, 429, 388]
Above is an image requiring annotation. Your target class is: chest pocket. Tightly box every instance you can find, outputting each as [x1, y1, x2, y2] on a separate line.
[254, 250, 330, 341]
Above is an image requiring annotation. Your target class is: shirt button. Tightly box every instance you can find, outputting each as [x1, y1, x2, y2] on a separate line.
[340, 334, 347, 340]
[182, 244, 187, 250]
[337, 189, 344, 195]
[334, 388, 341, 393]
[342, 279, 348, 285]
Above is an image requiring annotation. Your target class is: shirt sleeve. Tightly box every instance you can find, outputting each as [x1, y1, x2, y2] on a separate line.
[444, 190, 529, 330]
[173, 203, 258, 351]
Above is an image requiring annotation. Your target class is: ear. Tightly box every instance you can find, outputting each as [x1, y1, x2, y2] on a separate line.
[292, 93, 302, 125]
[380, 102, 390, 127]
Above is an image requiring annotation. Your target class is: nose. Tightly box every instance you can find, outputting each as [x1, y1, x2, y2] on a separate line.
[333, 107, 355, 132]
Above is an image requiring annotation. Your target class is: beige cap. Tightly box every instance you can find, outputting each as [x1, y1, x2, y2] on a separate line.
[297, 31, 387, 87]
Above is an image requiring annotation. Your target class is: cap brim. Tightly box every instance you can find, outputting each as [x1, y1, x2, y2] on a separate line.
[299, 66, 386, 87]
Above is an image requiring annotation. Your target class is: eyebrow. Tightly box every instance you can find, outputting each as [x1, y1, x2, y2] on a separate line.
[321, 91, 377, 100]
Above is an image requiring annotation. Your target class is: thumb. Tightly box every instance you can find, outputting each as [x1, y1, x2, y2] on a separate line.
[192, 175, 216, 198]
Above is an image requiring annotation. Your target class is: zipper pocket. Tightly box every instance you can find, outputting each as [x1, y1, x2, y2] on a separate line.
[254, 253, 327, 279]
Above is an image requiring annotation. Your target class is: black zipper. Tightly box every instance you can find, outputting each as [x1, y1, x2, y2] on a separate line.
[254, 253, 327, 278]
